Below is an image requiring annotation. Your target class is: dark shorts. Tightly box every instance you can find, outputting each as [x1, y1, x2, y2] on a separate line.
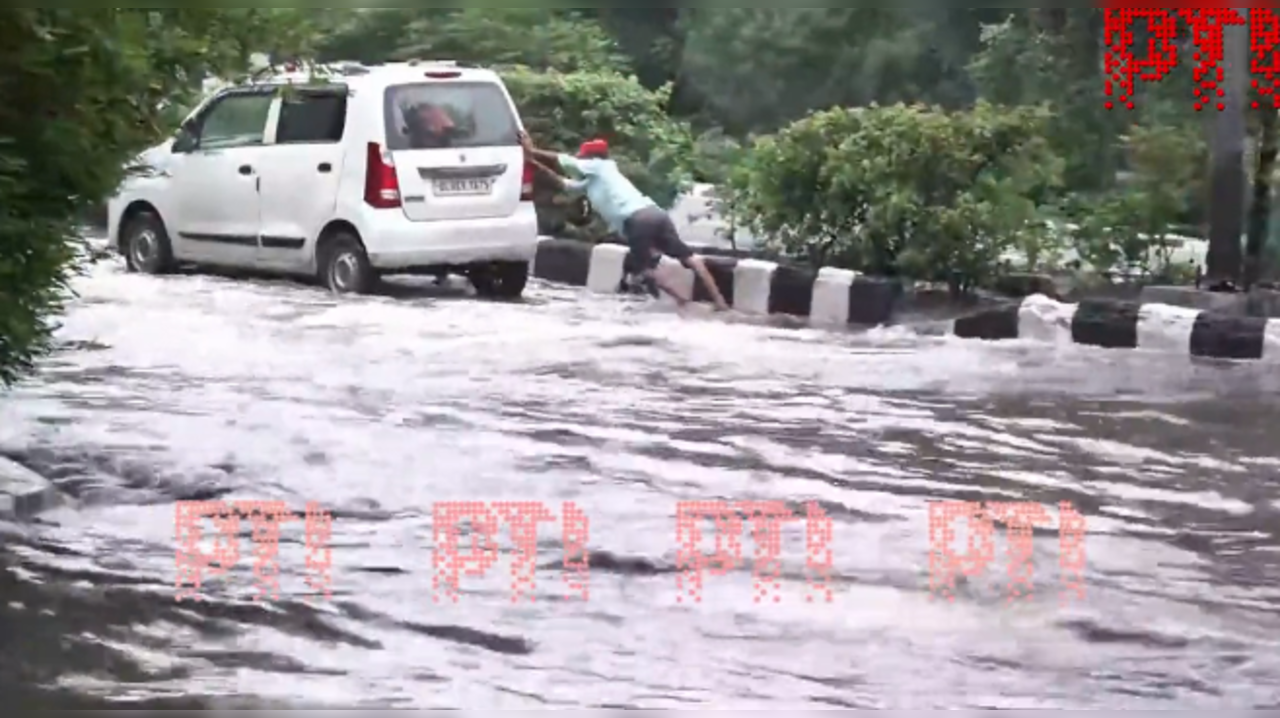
[617, 207, 693, 295]
[622, 207, 693, 272]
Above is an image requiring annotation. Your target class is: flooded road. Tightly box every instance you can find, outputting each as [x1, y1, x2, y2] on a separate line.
[1, 256, 1280, 709]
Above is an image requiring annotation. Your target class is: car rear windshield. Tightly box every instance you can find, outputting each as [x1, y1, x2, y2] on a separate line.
[383, 81, 518, 151]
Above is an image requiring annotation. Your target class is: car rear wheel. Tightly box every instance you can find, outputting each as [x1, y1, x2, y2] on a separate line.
[122, 211, 175, 274]
[469, 261, 528, 299]
[317, 233, 375, 295]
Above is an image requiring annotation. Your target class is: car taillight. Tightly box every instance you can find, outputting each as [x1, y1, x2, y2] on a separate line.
[364, 142, 400, 208]
[521, 161, 534, 202]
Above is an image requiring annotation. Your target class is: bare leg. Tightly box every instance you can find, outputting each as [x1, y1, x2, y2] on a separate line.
[641, 254, 687, 304]
[642, 248, 689, 305]
[648, 269, 690, 305]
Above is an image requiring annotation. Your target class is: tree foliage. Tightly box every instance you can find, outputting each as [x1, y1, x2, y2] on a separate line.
[679, 8, 999, 136]
[0, 8, 309, 387]
[318, 8, 628, 74]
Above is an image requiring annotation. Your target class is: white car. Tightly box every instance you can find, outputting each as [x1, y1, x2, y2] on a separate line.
[108, 61, 538, 297]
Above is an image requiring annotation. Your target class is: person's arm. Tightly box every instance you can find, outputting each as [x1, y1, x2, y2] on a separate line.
[519, 130, 574, 174]
[530, 158, 586, 192]
[553, 152, 590, 178]
[529, 147, 563, 167]
[686, 255, 731, 311]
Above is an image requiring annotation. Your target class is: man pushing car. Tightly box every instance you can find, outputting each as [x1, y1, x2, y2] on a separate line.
[519, 131, 730, 311]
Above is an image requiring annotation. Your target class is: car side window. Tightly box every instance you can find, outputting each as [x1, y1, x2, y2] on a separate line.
[198, 93, 274, 150]
[275, 93, 347, 145]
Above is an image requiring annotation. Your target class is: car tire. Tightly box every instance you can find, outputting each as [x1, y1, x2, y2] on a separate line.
[566, 197, 593, 227]
[122, 211, 175, 274]
[470, 261, 528, 299]
[317, 232, 375, 295]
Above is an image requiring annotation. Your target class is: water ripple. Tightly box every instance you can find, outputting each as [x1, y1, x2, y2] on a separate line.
[0, 260, 1278, 707]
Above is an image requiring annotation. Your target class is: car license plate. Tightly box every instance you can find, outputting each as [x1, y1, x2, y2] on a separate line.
[433, 178, 494, 196]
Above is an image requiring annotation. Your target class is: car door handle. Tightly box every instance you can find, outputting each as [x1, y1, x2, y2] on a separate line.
[318, 163, 332, 173]
[239, 165, 253, 175]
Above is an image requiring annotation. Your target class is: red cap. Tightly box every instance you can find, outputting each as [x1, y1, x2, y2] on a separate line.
[577, 138, 608, 157]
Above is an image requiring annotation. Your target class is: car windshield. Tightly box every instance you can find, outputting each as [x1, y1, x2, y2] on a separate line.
[383, 81, 517, 151]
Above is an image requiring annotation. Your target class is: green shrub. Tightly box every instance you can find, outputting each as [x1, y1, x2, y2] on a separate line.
[728, 101, 1064, 294]
[1067, 122, 1207, 279]
[725, 107, 869, 266]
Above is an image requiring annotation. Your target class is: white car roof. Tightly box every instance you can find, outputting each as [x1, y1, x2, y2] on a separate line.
[240, 61, 504, 92]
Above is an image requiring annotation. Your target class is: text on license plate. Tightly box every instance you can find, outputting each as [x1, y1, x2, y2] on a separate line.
[433, 178, 494, 196]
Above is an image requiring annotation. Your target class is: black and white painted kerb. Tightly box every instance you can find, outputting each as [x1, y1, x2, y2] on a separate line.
[531, 237, 901, 325]
[954, 293, 1280, 360]
[531, 237, 1277, 359]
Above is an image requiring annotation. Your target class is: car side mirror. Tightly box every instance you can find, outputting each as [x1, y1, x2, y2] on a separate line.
[172, 123, 198, 153]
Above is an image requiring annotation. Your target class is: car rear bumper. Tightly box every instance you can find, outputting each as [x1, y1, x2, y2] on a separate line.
[363, 204, 539, 269]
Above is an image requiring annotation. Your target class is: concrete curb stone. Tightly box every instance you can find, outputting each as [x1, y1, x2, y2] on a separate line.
[0, 456, 63, 521]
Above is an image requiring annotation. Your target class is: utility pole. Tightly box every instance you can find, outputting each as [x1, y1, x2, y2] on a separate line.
[1243, 107, 1276, 288]
[1204, 11, 1249, 290]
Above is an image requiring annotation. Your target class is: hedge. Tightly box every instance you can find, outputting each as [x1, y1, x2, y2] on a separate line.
[726, 101, 1065, 295]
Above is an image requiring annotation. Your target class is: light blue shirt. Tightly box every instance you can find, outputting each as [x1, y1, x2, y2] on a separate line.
[558, 154, 657, 234]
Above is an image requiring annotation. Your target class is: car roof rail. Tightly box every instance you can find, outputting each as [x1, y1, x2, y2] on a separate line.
[405, 59, 458, 67]
[248, 64, 276, 82]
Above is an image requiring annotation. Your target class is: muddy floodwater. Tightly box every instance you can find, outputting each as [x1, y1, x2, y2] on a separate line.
[1, 259, 1279, 709]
